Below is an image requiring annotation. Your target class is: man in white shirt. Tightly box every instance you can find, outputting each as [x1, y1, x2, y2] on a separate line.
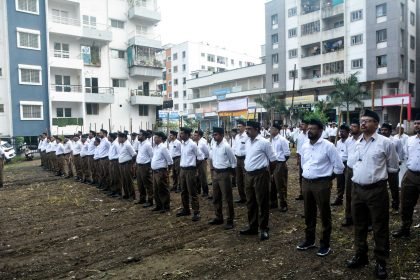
[118, 132, 137, 200]
[97, 129, 111, 190]
[86, 131, 97, 185]
[92, 137, 101, 185]
[296, 119, 344, 257]
[233, 120, 248, 203]
[55, 137, 65, 177]
[47, 136, 57, 172]
[239, 121, 277, 241]
[0, 144, 5, 187]
[194, 130, 210, 197]
[136, 130, 154, 207]
[208, 127, 237, 230]
[80, 136, 89, 184]
[393, 114, 420, 238]
[270, 124, 291, 212]
[107, 133, 120, 197]
[131, 132, 139, 180]
[151, 131, 173, 213]
[331, 124, 350, 206]
[63, 137, 73, 178]
[346, 110, 398, 279]
[296, 120, 309, 200]
[328, 122, 338, 143]
[39, 133, 47, 168]
[72, 136, 83, 181]
[177, 127, 201, 222]
[394, 124, 409, 187]
[168, 130, 181, 192]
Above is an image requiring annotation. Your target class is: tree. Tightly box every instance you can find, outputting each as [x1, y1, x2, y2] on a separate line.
[330, 73, 368, 124]
[314, 100, 333, 112]
[255, 94, 288, 124]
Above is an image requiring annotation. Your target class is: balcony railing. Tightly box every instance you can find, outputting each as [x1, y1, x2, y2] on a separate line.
[50, 84, 83, 92]
[50, 15, 110, 30]
[128, 0, 158, 10]
[51, 50, 81, 60]
[52, 117, 84, 127]
[85, 87, 114, 94]
[130, 89, 162, 97]
[128, 30, 161, 41]
[131, 57, 163, 68]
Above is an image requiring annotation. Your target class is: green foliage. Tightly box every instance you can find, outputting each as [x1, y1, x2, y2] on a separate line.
[52, 118, 84, 127]
[303, 110, 329, 124]
[255, 94, 288, 122]
[15, 137, 24, 146]
[183, 118, 199, 131]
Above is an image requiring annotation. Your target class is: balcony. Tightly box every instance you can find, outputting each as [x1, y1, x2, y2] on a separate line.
[130, 89, 163, 105]
[52, 117, 84, 127]
[82, 23, 112, 42]
[50, 85, 84, 102]
[128, 31, 162, 49]
[128, 3, 161, 23]
[322, 25, 344, 41]
[85, 87, 114, 104]
[49, 50, 83, 69]
[321, 3, 344, 19]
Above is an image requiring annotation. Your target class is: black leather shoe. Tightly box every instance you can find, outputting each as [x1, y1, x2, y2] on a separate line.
[239, 227, 258, 235]
[224, 223, 234, 230]
[295, 195, 304, 201]
[207, 196, 213, 200]
[280, 206, 288, 212]
[392, 228, 410, 238]
[346, 255, 369, 269]
[235, 199, 246, 204]
[260, 229, 269, 241]
[151, 207, 162, 212]
[160, 208, 170, 213]
[170, 187, 177, 192]
[192, 213, 201, 222]
[176, 210, 191, 217]
[331, 199, 343, 206]
[341, 218, 353, 227]
[143, 202, 153, 208]
[374, 262, 387, 279]
[208, 218, 224, 225]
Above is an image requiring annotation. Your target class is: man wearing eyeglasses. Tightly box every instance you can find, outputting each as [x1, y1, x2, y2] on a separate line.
[346, 110, 398, 279]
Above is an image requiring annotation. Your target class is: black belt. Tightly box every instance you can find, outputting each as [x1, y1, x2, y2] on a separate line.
[64, 152, 71, 155]
[236, 155, 245, 160]
[303, 176, 332, 183]
[110, 159, 118, 162]
[73, 154, 80, 157]
[214, 168, 232, 173]
[120, 160, 131, 165]
[277, 161, 286, 163]
[57, 154, 64, 157]
[354, 180, 387, 190]
[246, 167, 267, 176]
[87, 155, 94, 157]
[181, 166, 196, 170]
[100, 156, 108, 160]
[137, 162, 151, 167]
[172, 156, 180, 160]
[408, 169, 420, 176]
[153, 168, 167, 173]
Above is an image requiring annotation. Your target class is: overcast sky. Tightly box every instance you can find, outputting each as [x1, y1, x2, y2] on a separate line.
[158, 0, 265, 59]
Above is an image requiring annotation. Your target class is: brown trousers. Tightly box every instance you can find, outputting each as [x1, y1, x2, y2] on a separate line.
[73, 155, 83, 178]
[81, 156, 89, 181]
[235, 157, 246, 201]
[302, 178, 332, 248]
[335, 162, 347, 201]
[56, 155, 65, 174]
[344, 167, 353, 220]
[99, 158, 110, 189]
[87, 156, 94, 182]
[197, 160, 209, 194]
[352, 180, 389, 263]
[153, 169, 170, 209]
[136, 164, 153, 202]
[180, 168, 199, 213]
[400, 170, 420, 230]
[120, 162, 134, 198]
[245, 169, 270, 230]
[212, 170, 234, 223]
[272, 161, 288, 207]
[63, 154, 72, 176]
[48, 152, 56, 171]
[109, 160, 121, 194]
[171, 157, 181, 188]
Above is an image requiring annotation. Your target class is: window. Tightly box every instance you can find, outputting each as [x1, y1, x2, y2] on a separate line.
[289, 70, 298, 79]
[183, 77, 186, 84]
[17, 28, 40, 50]
[56, 108, 72, 118]
[183, 104, 187, 110]
[182, 51, 186, 58]
[0, 104, 4, 113]
[81, 45, 101, 66]
[288, 28, 297, 38]
[217, 56, 226, 64]
[112, 79, 126, 88]
[174, 91, 179, 98]
[376, 4, 386, 18]
[86, 103, 99, 115]
[271, 34, 278, 45]
[323, 61, 344, 75]
[110, 19, 124, 29]
[239, 61, 243, 67]
[201, 53, 205, 57]
[301, 21, 320, 36]
[173, 53, 178, 60]
[272, 54, 278, 64]
[174, 104, 179, 110]
[16, 0, 38, 14]
[410, 12, 415, 26]
[183, 90, 187, 97]
[173, 66, 178, 73]
[0, 68, 2, 77]
[201, 65, 205, 70]
[54, 75, 70, 92]
[83, 15, 97, 28]
[18, 64, 41, 85]
[351, 10, 363, 22]
[182, 64, 186, 71]
[54, 42, 69, 58]
[376, 55, 387, 68]
[288, 49, 297, 59]
[231, 59, 234, 65]
[351, 34, 363, 45]
[351, 59, 363, 69]
[288, 7, 297, 17]
[111, 49, 125, 59]
[20, 102, 42, 120]
[271, 14, 278, 27]
[207, 54, 215, 62]
[174, 79, 178, 85]
[410, 36, 415, 49]
[272, 74, 279, 82]
[401, 3, 404, 21]
[376, 29, 387, 43]
[410, 60, 415, 73]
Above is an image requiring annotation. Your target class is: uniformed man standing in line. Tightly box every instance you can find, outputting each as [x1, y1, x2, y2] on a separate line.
[63, 137, 73, 179]
[86, 131, 97, 185]
[346, 110, 398, 279]
[92, 137, 101, 186]
[270, 124, 291, 212]
[0, 144, 5, 188]
[194, 130, 210, 197]
[118, 132, 137, 200]
[392, 114, 420, 238]
[342, 120, 362, 227]
[48, 136, 58, 173]
[296, 120, 309, 200]
[176, 127, 201, 222]
[96, 129, 111, 190]
[296, 119, 344, 257]
[331, 124, 350, 206]
[239, 121, 277, 241]
[208, 127, 237, 230]
[39, 133, 47, 168]
[233, 120, 248, 203]
[80, 136, 89, 183]
[135, 130, 154, 207]
[55, 137, 65, 177]
[151, 131, 173, 213]
[229, 128, 238, 188]
[168, 131, 181, 192]
[394, 124, 409, 187]
[131, 132, 139, 179]
[107, 132, 120, 197]
[72, 136, 83, 181]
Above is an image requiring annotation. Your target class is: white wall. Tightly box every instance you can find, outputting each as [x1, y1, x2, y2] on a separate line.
[0, 0, 11, 136]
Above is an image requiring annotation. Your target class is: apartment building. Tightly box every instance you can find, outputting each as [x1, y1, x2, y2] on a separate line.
[0, 1, 11, 137]
[159, 41, 260, 116]
[265, 0, 418, 124]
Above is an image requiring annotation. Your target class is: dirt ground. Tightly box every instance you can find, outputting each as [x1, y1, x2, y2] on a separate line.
[0, 156, 419, 280]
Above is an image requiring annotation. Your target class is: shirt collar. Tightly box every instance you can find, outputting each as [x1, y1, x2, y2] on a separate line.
[310, 137, 323, 146]
[361, 132, 378, 142]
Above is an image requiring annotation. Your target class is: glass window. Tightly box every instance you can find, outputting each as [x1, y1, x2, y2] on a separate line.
[288, 7, 297, 17]
[272, 74, 279, 82]
[288, 28, 297, 38]
[351, 59, 363, 69]
[301, 21, 320, 36]
[271, 34, 278, 44]
[376, 29, 387, 43]
[173, 53, 178, 60]
[111, 49, 125, 59]
[410, 60, 415, 73]
[288, 49, 298, 59]
[110, 19, 124, 29]
[351, 34, 363, 45]
[323, 61, 344, 75]
[376, 55, 387, 68]
[376, 4, 387, 18]
[0, 104, 4, 113]
[410, 36, 415, 49]
[351, 10, 363, 22]
[16, 0, 38, 14]
[112, 79, 126, 88]
[272, 54, 278, 64]
[271, 14, 278, 26]
[86, 103, 99, 115]
[17, 31, 40, 50]
[21, 104, 41, 119]
[289, 70, 298, 79]
[19, 68, 41, 84]
[410, 12, 415, 26]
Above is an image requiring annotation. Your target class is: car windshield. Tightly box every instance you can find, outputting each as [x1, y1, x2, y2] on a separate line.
[2, 143, 12, 148]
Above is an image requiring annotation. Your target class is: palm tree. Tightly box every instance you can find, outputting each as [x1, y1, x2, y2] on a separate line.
[314, 99, 333, 112]
[255, 94, 288, 124]
[330, 73, 368, 124]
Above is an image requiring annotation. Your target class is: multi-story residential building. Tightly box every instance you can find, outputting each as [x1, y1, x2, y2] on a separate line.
[46, 0, 163, 135]
[159, 41, 260, 116]
[266, 0, 418, 124]
[186, 64, 266, 131]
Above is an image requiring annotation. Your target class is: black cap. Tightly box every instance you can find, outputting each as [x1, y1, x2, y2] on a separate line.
[350, 119, 360, 125]
[362, 109, 380, 123]
[381, 123, 392, 130]
[89, 130, 96, 135]
[339, 124, 350, 131]
[301, 119, 309, 125]
[78, 131, 82, 134]
[131, 132, 138, 136]
[231, 128, 238, 133]
[154, 131, 166, 139]
[109, 132, 117, 139]
[82, 134, 88, 138]
[415, 113, 420, 121]
[271, 124, 281, 130]
[237, 119, 246, 126]
[308, 118, 324, 130]
[213, 127, 224, 134]
[180, 127, 192, 134]
[123, 130, 129, 135]
[101, 129, 108, 134]
[246, 121, 260, 129]
[169, 130, 178, 136]
[118, 132, 127, 138]
[194, 130, 204, 137]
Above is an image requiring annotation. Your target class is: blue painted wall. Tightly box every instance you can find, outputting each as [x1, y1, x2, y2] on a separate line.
[7, 0, 50, 136]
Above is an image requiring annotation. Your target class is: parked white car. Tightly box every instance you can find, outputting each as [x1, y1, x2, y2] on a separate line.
[1, 141, 16, 161]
